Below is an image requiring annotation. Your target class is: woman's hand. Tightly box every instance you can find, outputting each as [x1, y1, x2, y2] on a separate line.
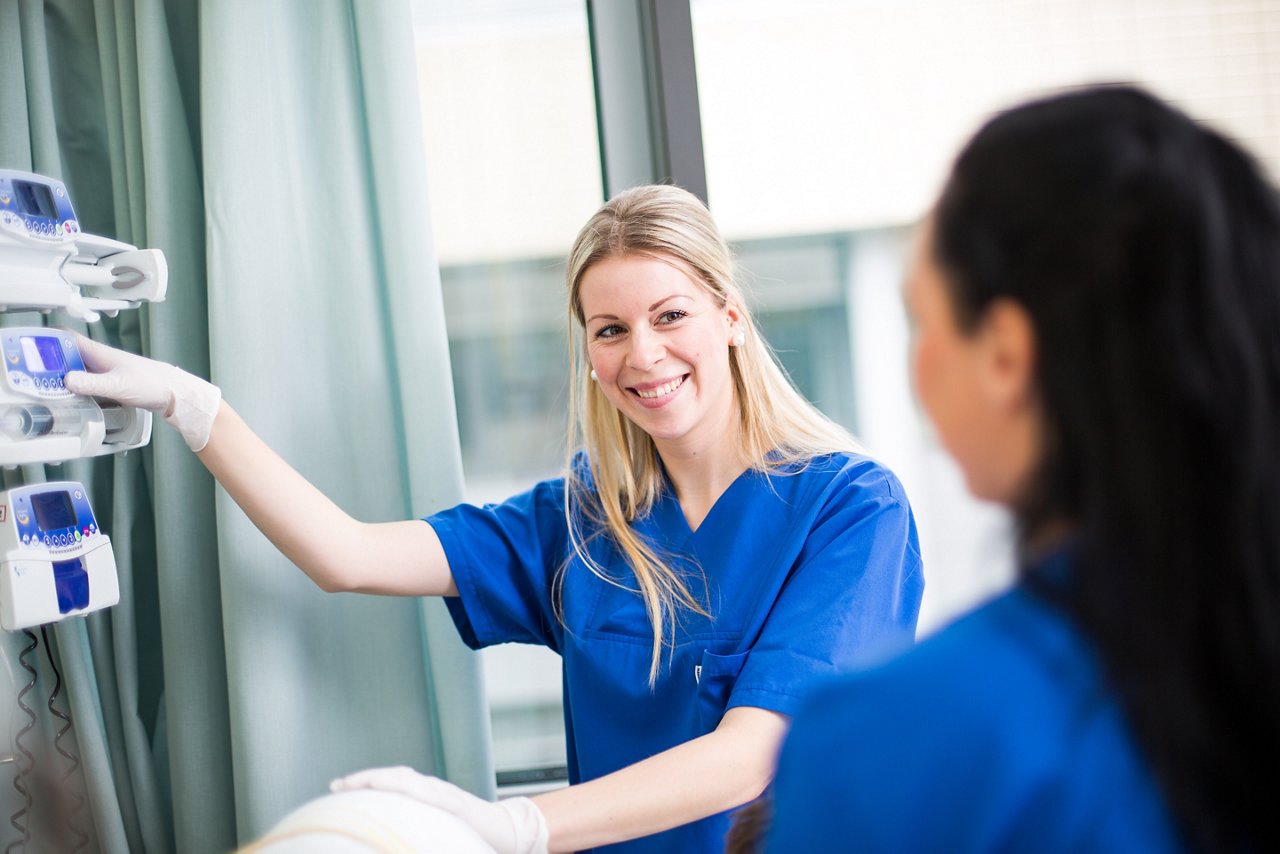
[63, 333, 221, 451]
[332, 766, 548, 854]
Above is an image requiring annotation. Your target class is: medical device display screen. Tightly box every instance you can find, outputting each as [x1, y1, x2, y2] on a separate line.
[20, 336, 66, 374]
[31, 490, 76, 533]
[12, 180, 58, 220]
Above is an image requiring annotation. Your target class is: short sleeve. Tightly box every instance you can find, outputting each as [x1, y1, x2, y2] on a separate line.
[763, 590, 1186, 854]
[727, 463, 924, 716]
[764, 657, 1001, 852]
[427, 476, 571, 652]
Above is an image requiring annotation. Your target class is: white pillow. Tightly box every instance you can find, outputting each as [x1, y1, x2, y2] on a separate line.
[240, 789, 496, 853]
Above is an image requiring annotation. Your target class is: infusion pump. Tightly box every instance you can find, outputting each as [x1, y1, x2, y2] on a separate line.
[0, 169, 166, 321]
[0, 482, 118, 631]
[0, 327, 150, 465]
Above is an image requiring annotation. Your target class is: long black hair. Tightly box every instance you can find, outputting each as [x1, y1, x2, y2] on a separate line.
[932, 84, 1280, 851]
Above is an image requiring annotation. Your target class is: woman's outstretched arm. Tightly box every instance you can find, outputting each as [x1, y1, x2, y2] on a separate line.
[197, 402, 456, 596]
[65, 335, 456, 597]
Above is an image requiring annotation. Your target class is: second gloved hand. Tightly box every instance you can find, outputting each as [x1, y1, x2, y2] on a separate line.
[62, 333, 221, 452]
[331, 766, 549, 854]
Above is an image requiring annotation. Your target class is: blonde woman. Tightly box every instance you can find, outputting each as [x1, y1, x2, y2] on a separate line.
[67, 184, 923, 853]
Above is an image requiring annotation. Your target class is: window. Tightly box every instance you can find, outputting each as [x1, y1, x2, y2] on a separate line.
[690, 0, 1280, 631]
[413, 0, 603, 787]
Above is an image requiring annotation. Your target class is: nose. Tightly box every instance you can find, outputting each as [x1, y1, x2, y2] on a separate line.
[625, 327, 664, 371]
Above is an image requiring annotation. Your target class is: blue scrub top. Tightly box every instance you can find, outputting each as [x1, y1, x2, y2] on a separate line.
[765, 549, 1184, 853]
[428, 452, 923, 854]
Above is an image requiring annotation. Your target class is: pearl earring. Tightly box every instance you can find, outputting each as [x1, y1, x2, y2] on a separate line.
[590, 369, 598, 381]
[733, 330, 746, 347]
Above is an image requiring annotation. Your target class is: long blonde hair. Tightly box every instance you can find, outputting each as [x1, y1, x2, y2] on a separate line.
[562, 184, 860, 684]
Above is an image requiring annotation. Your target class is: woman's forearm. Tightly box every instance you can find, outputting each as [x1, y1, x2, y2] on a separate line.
[196, 402, 456, 596]
[532, 706, 787, 852]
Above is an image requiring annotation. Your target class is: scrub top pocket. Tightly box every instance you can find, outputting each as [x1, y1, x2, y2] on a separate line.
[696, 648, 750, 729]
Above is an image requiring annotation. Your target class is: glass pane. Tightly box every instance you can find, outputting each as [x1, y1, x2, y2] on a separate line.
[691, 0, 1280, 632]
[413, 0, 604, 786]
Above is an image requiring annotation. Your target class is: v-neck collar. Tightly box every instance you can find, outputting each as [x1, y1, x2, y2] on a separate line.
[655, 460, 757, 540]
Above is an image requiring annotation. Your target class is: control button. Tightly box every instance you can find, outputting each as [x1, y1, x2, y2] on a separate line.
[73, 489, 82, 500]
[42, 536, 50, 546]
[16, 512, 28, 525]
[74, 530, 81, 542]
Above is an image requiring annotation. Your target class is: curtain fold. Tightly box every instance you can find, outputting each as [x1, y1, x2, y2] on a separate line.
[0, 0, 492, 850]
[198, 0, 490, 843]
[346, 0, 495, 801]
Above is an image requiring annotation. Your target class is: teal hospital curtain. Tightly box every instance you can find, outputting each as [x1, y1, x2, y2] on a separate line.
[0, 0, 493, 851]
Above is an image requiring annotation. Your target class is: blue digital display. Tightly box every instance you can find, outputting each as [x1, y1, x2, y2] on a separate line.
[13, 180, 58, 220]
[33, 337, 64, 373]
[31, 491, 76, 532]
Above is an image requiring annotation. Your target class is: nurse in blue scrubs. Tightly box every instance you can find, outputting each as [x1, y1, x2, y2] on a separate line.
[762, 86, 1280, 853]
[67, 184, 924, 853]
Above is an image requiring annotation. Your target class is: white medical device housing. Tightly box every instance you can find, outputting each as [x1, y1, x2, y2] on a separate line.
[0, 327, 151, 466]
[0, 169, 166, 322]
[0, 481, 118, 631]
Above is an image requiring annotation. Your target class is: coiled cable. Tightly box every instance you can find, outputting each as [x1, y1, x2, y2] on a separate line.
[5, 631, 37, 854]
[41, 626, 86, 853]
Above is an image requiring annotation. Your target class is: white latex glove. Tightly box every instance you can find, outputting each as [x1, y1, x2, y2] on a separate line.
[62, 333, 222, 452]
[331, 766, 549, 854]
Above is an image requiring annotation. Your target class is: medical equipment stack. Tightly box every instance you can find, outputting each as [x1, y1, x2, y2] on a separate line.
[0, 168, 165, 630]
[0, 169, 165, 851]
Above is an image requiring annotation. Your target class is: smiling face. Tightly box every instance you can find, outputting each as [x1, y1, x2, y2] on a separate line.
[579, 252, 742, 454]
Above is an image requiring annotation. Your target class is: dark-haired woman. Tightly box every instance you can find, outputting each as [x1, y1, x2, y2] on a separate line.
[764, 84, 1280, 852]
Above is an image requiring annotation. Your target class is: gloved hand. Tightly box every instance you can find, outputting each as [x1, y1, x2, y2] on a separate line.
[331, 766, 549, 854]
[62, 333, 222, 452]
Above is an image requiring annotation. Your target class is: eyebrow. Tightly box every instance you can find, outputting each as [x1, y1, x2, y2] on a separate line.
[586, 294, 691, 324]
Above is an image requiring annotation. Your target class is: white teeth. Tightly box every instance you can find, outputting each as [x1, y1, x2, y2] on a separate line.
[636, 376, 685, 399]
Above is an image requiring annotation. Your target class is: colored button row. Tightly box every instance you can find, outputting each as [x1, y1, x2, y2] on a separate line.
[20, 527, 93, 548]
[11, 374, 67, 392]
[24, 219, 65, 237]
